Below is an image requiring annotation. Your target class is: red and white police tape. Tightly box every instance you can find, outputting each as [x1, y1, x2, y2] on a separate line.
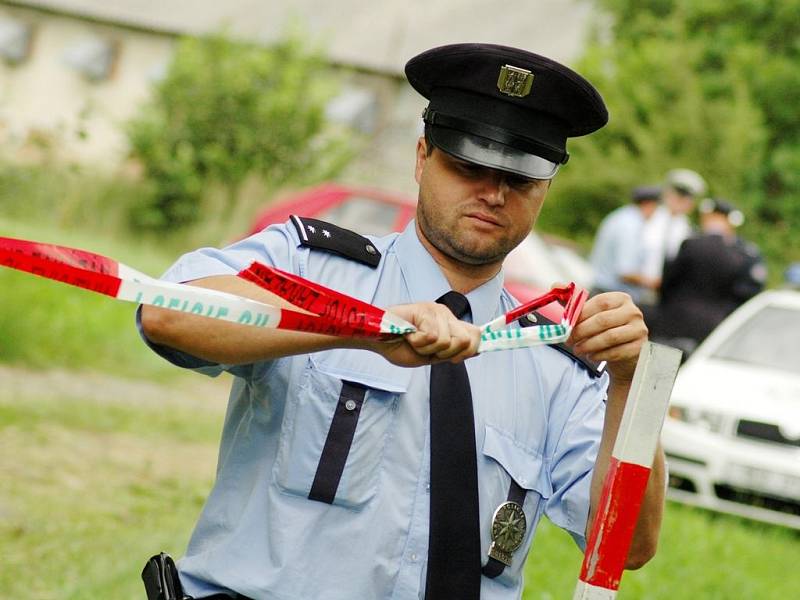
[478, 282, 587, 351]
[0, 236, 415, 338]
[573, 341, 682, 599]
[1, 236, 594, 352]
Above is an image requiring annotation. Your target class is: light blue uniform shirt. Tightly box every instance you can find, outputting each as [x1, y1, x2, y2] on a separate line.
[589, 204, 647, 301]
[141, 220, 608, 600]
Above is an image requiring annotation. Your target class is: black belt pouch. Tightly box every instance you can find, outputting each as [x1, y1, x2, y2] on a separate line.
[142, 552, 186, 600]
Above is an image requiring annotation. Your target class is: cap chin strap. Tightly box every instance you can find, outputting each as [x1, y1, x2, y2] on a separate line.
[423, 108, 569, 165]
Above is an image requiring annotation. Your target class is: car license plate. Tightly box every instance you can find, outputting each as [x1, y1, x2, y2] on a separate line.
[726, 464, 800, 500]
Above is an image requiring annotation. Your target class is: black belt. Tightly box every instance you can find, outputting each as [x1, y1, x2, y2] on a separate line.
[200, 594, 253, 600]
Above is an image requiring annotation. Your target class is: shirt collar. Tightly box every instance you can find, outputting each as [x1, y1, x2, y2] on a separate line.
[393, 219, 505, 326]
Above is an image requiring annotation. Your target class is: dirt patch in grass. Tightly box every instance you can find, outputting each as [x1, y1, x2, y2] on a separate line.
[0, 364, 231, 409]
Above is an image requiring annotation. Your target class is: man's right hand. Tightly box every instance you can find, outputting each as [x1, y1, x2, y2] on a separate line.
[367, 303, 481, 368]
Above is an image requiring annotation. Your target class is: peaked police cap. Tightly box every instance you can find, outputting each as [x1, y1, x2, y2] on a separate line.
[405, 43, 608, 179]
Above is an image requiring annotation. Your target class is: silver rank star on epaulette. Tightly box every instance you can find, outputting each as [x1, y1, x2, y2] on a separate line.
[290, 215, 382, 268]
[519, 312, 606, 378]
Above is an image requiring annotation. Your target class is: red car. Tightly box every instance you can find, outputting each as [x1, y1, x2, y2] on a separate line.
[248, 183, 594, 317]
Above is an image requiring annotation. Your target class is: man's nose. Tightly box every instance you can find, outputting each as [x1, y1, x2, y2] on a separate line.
[478, 172, 508, 206]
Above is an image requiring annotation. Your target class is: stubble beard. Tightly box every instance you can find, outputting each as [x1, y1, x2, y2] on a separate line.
[417, 200, 521, 266]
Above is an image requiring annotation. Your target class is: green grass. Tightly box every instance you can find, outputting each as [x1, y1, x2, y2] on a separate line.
[523, 506, 799, 599]
[1, 378, 798, 599]
[0, 380, 225, 600]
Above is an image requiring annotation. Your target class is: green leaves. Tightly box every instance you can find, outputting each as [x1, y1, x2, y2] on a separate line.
[538, 1, 799, 282]
[127, 30, 352, 231]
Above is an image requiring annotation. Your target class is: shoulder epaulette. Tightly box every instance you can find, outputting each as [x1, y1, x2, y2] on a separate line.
[519, 312, 606, 378]
[290, 215, 381, 268]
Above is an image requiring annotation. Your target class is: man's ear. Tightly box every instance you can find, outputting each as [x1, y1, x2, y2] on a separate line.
[414, 137, 428, 184]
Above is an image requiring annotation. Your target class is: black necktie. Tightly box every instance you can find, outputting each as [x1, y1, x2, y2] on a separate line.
[425, 291, 481, 600]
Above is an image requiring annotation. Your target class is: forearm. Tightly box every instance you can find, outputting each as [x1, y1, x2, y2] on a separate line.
[620, 273, 660, 290]
[587, 377, 665, 569]
[140, 275, 366, 364]
[140, 274, 480, 368]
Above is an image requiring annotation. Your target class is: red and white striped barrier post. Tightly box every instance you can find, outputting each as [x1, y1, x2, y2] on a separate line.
[573, 341, 682, 600]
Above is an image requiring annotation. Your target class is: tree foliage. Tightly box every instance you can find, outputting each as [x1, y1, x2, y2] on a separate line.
[128, 30, 352, 230]
[540, 0, 799, 277]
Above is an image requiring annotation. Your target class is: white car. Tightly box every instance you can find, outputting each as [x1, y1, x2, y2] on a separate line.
[662, 289, 800, 529]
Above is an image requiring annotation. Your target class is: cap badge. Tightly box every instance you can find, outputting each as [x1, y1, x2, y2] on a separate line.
[497, 65, 534, 98]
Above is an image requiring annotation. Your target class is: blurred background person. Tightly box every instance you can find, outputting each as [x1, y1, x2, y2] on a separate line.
[590, 184, 661, 302]
[640, 168, 707, 298]
[784, 262, 800, 289]
[645, 197, 767, 352]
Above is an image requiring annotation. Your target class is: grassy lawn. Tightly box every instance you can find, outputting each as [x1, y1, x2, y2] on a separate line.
[0, 368, 227, 600]
[523, 506, 798, 599]
[1, 368, 797, 599]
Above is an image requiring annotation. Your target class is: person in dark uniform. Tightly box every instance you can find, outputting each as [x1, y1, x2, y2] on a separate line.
[646, 197, 767, 347]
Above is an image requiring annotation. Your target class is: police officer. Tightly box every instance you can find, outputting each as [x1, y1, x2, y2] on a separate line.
[647, 197, 767, 346]
[139, 43, 662, 600]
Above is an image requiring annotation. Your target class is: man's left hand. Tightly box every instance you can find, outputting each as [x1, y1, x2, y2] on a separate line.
[568, 291, 648, 382]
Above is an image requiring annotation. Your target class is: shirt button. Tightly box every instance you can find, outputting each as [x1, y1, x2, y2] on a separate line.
[425, 483, 430, 492]
[345, 399, 357, 411]
[410, 553, 418, 562]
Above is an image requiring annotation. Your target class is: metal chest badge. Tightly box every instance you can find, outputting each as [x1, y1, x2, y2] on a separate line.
[488, 501, 527, 566]
[497, 65, 534, 98]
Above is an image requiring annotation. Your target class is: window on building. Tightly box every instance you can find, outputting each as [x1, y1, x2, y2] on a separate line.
[325, 88, 378, 134]
[0, 18, 32, 65]
[63, 37, 117, 82]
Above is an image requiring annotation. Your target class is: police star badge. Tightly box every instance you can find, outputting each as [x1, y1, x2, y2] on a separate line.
[497, 64, 534, 97]
[488, 501, 527, 566]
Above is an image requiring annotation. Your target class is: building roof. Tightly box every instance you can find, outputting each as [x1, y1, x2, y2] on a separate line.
[6, 0, 595, 74]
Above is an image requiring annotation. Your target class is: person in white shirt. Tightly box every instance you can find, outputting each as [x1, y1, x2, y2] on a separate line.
[640, 169, 707, 299]
[589, 185, 661, 303]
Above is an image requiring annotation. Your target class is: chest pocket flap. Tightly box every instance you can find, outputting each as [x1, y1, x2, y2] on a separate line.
[275, 348, 411, 510]
[482, 425, 553, 499]
[312, 348, 413, 393]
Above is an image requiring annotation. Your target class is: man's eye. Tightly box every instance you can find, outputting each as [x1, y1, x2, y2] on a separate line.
[454, 161, 482, 176]
[505, 175, 536, 190]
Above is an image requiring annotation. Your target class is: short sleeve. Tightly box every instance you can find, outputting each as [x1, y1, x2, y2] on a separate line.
[544, 363, 608, 549]
[160, 223, 300, 285]
[136, 222, 301, 377]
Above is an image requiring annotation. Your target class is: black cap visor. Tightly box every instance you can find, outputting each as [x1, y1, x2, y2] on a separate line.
[429, 125, 562, 180]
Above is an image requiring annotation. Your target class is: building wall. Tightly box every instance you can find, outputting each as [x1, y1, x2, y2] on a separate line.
[333, 69, 426, 196]
[0, 3, 425, 194]
[0, 4, 172, 165]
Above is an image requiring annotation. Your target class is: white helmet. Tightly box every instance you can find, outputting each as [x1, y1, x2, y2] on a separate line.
[665, 169, 707, 197]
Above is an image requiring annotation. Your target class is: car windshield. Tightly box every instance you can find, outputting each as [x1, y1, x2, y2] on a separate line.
[711, 305, 800, 374]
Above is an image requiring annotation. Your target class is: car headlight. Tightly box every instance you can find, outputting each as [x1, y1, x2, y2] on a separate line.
[668, 404, 726, 433]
